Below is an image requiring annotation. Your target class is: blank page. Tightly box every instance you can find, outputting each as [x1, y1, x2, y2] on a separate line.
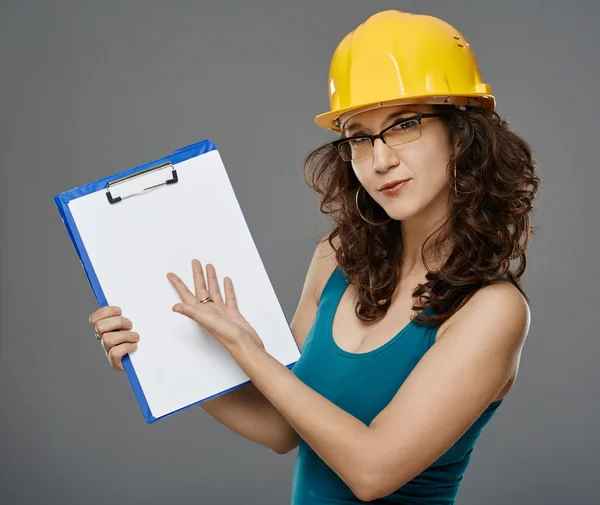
[67, 149, 300, 421]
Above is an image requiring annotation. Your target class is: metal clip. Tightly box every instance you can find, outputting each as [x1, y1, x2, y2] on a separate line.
[106, 162, 178, 204]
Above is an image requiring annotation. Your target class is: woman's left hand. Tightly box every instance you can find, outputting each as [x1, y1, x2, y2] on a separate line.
[167, 259, 265, 352]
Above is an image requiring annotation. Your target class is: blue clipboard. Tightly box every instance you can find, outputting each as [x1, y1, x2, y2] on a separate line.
[54, 139, 296, 424]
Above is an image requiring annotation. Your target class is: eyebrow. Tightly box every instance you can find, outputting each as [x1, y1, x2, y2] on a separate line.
[344, 110, 421, 136]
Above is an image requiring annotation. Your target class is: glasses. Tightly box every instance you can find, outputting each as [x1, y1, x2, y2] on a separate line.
[331, 112, 446, 162]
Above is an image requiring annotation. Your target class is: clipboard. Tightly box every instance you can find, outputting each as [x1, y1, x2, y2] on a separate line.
[54, 139, 300, 424]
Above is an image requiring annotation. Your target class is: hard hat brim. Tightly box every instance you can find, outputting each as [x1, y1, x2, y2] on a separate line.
[315, 93, 495, 132]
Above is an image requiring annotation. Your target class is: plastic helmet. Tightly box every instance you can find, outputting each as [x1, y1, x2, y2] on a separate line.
[314, 10, 495, 132]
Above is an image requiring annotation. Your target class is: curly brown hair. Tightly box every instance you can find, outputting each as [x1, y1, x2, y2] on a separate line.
[303, 104, 540, 325]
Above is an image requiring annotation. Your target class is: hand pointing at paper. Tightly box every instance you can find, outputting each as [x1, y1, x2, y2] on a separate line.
[167, 259, 266, 354]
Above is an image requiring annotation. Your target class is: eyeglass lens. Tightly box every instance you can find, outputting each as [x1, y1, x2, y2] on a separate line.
[338, 118, 422, 161]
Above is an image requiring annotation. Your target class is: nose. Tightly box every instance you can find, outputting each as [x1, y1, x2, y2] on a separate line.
[371, 138, 399, 173]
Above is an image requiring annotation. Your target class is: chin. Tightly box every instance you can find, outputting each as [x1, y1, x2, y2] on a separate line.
[382, 203, 420, 222]
[389, 212, 418, 223]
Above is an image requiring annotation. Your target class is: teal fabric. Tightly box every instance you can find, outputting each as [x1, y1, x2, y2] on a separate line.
[290, 265, 503, 504]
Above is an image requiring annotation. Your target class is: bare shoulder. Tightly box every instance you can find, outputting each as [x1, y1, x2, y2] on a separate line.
[439, 280, 531, 346]
[464, 280, 530, 337]
[289, 232, 340, 349]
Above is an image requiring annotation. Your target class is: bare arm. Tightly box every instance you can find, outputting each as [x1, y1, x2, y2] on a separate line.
[199, 381, 295, 454]
[198, 235, 337, 453]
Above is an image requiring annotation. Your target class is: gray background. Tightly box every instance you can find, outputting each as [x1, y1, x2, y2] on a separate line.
[1, 0, 598, 504]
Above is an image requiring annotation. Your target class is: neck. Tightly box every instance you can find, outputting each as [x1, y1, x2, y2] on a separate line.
[399, 196, 451, 278]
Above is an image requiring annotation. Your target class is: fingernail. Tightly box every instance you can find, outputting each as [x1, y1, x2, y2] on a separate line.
[173, 305, 182, 313]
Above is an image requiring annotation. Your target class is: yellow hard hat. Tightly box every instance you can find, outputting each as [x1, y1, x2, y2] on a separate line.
[315, 10, 495, 132]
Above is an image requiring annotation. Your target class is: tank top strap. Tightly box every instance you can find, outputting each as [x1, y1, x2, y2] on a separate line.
[318, 265, 347, 308]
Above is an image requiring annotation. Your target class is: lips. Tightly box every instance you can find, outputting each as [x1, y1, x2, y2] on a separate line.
[378, 179, 410, 191]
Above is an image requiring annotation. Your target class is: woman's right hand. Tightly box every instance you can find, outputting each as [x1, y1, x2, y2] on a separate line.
[89, 306, 139, 371]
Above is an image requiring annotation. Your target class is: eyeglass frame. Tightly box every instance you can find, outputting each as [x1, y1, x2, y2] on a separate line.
[330, 112, 447, 162]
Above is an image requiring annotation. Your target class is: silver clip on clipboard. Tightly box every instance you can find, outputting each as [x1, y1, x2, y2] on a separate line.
[105, 162, 178, 204]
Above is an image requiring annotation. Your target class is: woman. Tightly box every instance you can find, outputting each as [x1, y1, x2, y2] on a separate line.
[89, 10, 539, 504]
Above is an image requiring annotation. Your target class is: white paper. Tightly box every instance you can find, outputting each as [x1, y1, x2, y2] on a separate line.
[68, 149, 300, 420]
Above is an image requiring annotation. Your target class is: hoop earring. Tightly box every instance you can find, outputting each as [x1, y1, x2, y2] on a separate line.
[454, 163, 458, 197]
[355, 186, 392, 226]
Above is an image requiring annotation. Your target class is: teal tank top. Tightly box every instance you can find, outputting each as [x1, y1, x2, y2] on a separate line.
[290, 265, 503, 505]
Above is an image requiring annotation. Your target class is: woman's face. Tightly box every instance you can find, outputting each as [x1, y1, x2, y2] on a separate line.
[342, 104, 453, 223]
